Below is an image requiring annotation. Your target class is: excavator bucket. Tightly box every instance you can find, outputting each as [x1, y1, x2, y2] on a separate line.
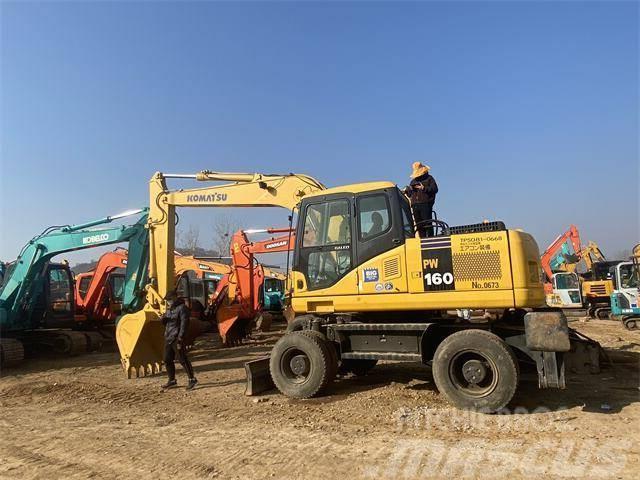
[116, 309, 165, 378]
[216, 304, 251, 346]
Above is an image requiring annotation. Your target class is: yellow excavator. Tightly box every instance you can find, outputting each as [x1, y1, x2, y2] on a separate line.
[116, 171, 598, 412]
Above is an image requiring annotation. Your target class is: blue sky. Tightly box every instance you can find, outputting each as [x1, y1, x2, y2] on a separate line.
[1, 1, 638, 265]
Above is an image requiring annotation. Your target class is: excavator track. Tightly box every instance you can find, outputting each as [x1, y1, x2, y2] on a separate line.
[51, 331, 89, 355]
[82, 331, 105, 352]
[0, 338, 25, 368]
[23, 330, 96, 356]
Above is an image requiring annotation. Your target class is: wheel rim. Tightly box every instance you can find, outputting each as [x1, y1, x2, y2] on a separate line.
[448, 349, 499, 398]
[280, 347, 312, 384]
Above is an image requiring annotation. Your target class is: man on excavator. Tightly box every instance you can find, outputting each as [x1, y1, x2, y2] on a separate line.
[161, 290, 197, 391]
[405, 162, 438, 237]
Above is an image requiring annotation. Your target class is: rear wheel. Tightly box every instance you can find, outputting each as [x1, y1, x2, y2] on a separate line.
[432, 329, 519, 412]
[270, 331, 332, 398]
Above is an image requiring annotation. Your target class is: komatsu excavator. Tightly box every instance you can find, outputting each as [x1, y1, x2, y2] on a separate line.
[116, 171, 599, 411]
[0, 209, 149, 367]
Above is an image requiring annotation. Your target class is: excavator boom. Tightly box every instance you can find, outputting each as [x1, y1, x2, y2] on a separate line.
[116, 171, 325, 376]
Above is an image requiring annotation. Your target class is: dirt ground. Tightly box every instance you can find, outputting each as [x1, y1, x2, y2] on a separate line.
[1, 319, 638, 480]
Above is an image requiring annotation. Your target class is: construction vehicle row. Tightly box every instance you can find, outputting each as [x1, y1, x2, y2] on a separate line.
[540, 225, 624, 319]
[110, 170, 602, 412]
[0, 213, 291, 367]
[4, 169, 632, 411]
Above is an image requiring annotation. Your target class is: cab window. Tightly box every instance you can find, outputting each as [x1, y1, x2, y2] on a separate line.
[358, 194, 391, 240]
[109, 275, 125, 302]
[620, 264, 640, 289]
[400, 197, 415, 238]
[49, 267, 72, 312]
[303, 201, 351, 247]
[301, 199, 352, 290]
[78, 276, 92, 300]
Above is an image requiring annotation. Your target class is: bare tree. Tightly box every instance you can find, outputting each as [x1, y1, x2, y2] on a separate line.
[212, 214, 240, 256]
[179, 225, 200, 255]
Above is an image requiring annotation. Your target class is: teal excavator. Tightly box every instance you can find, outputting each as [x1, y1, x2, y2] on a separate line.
[0, 208, 149, 367]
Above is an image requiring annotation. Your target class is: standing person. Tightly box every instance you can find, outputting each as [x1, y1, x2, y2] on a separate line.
[406, 162, 438, 237]
[161, 290, 198, 390]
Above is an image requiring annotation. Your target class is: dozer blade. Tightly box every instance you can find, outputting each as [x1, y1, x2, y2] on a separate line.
[116, 309, 165, 378]
[244, 357, 274, 396]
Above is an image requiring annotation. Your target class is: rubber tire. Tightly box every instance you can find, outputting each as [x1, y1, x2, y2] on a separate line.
[339, 359, 378, 376]
[299, 330, 339, 381]
[432, 329, 519, 412]
[286, 315, 314, 333]
[270, 331, 332, 399]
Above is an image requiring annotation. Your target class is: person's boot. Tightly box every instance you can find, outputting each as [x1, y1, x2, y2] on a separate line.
[186, 378, 198, 391]
[162, 379, 178, 389]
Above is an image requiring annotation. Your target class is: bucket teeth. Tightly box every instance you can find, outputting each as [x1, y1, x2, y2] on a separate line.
[122, 360, 163, 378]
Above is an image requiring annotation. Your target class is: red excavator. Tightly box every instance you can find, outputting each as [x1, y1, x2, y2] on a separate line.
[540, 226, 583, 309]
[216, 228, 295, 345]
[74, 248, 129, 329]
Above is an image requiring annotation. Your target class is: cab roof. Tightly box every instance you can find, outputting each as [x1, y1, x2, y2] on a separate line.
[305, 181, 398, 199]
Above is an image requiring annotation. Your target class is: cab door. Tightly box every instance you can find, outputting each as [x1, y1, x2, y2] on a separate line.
[294, 195, 358, 296]
[355, 189, 409, 294]
[44, 264, 75, 328]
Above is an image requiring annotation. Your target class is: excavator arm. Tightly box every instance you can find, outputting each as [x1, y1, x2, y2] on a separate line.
[116, 171, 325, 376]
[215, 227, 295, 344]
[540, 225, 582, 280]
[579, 241, 606, 271]
[0, 209, 149, 332]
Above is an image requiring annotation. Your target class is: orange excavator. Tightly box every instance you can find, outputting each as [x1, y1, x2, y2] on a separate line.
[216, 228, 294, 345]
[74, 248, 129, 329]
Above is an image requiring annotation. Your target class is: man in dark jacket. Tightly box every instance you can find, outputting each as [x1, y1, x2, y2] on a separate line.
[161, 290, 197, 390]
[406, 162, 438, 237]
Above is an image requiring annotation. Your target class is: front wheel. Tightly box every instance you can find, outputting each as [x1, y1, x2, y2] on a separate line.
[270, 331, 334, 398]
[432, 329, 519, 412]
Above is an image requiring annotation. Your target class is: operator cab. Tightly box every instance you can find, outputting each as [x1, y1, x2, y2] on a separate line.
[293, 183, 414, 292]
[176, 270, 220, 320]
[30, 262, 76, 329]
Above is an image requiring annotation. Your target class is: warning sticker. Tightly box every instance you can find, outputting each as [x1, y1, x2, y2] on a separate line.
[363, 268, 380, 283]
